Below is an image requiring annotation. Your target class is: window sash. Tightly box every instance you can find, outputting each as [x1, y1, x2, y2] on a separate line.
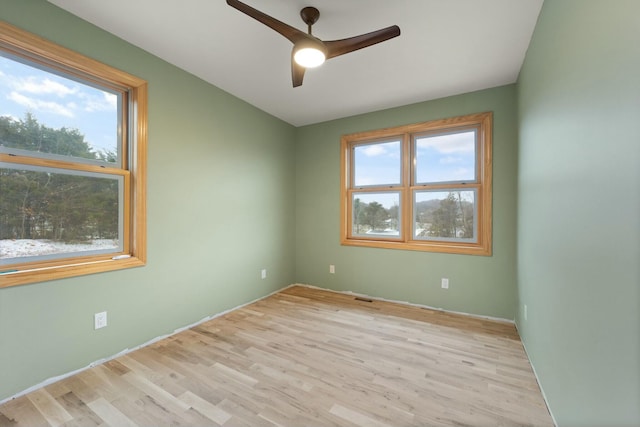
[411, 188, 478, 243]
[351, 138, 403, 188]
[0, 50, 125, 168]
[0, 163, 128, 265]
[412, 127, 479, 186]
[349, 190, 403, 240]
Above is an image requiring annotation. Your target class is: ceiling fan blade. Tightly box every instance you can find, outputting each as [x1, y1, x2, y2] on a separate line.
[291, 51, 306, 87]
[325, 25, 401, 59]
[226, 0, 306, 44]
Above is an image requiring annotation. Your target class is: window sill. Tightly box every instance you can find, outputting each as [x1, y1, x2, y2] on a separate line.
[341, 237, 492, 256]
[0, 255, 145, 288]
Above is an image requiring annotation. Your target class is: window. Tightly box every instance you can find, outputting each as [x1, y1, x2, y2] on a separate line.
[341, 112, 492, 255]
[0, 22, 147, 287]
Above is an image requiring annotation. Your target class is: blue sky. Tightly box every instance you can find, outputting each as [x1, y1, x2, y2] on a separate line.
[354, 140, 401, 186]
[0, 54, 118, 154]
[415, 130, 476, 183]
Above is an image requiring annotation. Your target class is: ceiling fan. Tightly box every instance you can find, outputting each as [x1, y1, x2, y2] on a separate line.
[226, 0, 401, 87]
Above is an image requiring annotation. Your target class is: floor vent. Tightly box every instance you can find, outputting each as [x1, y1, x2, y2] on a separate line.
[354, 297, 373, 303]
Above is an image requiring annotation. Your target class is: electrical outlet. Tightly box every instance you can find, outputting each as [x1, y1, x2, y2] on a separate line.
[329, 264, 335, 274]
[261, 269, 267, 279]
[441, 278, 449, 289]
[94, 311, 107, 330]
[524, 304, 528, 321]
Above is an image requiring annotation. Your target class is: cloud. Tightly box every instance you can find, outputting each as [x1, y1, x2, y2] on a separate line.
[439, 156, 462, 164]
[12, 76, 78, 97]
[82, 92, 117, 112]
[362, 144, 387, 156]
[6, 71, 116, 114]
[0, 113, 19, 122]
[454, 167, 472, 178]
[360, 140, 400, 157]
[417, 131, 475, 154]
[7, 92, 75, 118]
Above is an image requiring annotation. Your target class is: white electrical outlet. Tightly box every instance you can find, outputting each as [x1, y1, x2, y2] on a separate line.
[329, 264, 335, 274]
[94, 311, 107, 330]
[524, 304, 528, 321]
[441, 278, 449, 289]
[261, 269, 267, 279]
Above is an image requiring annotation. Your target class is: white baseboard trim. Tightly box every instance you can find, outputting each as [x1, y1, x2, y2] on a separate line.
[293, 282, 515, 324]
[0, 283, 296, 406]
[515, 322, 558, 427]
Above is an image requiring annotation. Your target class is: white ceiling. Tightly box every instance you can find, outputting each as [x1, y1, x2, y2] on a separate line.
[47, 0, 543, 127]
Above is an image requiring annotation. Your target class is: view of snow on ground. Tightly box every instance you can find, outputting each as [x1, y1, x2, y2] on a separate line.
[0, 239, 118, 259]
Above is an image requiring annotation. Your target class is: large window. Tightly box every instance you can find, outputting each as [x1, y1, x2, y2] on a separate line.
[341, 112, 492, 255]
[0, 22, 147, 287]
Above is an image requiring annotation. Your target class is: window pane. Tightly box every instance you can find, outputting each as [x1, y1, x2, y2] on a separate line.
[414, 190, 476, 242]
[0, 165, 123, 265]
[0, 53, 120, 164]
[415, 130, 476, 184]
[353, 140, 401, 186]
[352, 192, 400, 237]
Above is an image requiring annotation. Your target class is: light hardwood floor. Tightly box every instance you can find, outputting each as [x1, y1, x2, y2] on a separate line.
[0, 286, 554, 426]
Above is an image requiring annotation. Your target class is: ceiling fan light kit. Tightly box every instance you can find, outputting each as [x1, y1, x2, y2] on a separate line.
[226, 0, 400, 87]
[293, 40, 327, 68]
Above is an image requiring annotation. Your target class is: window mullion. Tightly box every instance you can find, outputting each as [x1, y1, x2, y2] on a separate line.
[402, 134, 412, 242]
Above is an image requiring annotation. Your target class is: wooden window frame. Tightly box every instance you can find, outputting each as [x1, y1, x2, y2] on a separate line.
[340, 112, 492, 256]
[0, 22, 147, 288]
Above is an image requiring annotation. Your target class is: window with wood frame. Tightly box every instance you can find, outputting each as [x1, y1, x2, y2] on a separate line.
[0, 22, 147, 287]
[340, 112, 492, 255]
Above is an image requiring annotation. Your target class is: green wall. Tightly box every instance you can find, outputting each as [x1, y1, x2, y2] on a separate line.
[295, 85, 519, 320]
[517, 0, 640, 425]
[0, 0, 296, 401]
[3, 2, 639, 425]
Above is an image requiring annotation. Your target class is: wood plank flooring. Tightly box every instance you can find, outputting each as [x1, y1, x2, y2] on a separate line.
[0, 286, 554, 426]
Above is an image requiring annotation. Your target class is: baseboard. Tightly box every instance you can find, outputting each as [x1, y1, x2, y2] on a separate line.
[515, 322, 558, 427]
[0, 283, 296, 406]
[292, 282, 515, 324]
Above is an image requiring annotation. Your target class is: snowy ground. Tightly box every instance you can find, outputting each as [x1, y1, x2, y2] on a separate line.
[1, 239, 118, 259]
